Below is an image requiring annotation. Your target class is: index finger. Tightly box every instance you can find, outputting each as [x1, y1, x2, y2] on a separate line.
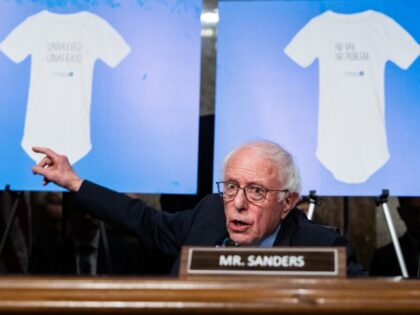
[32, 146, 59, 160]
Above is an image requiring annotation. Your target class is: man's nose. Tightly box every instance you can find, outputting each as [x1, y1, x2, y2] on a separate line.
[233, 188, 248, 211]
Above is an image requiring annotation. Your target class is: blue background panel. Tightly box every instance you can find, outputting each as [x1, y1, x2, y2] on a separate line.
[214, 0, 420, 196]
[0, 0, 201, 193]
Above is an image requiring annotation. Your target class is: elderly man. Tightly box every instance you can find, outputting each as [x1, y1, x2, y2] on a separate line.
[32, 140, 366, 276]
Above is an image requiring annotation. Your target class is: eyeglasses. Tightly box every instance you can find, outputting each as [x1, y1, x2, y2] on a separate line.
[216, 181, 288, 204]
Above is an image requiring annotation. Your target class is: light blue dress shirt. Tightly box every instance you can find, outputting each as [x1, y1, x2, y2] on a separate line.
[254, 224, 281, 248]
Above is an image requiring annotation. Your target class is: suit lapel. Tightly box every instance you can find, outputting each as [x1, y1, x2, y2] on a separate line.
[187, 212, 227, 246]
[185, 195, 228, 247]
[274, 208, 299, 246]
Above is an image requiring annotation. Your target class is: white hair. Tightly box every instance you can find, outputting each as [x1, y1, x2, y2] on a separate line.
[222, 140, 302, 198]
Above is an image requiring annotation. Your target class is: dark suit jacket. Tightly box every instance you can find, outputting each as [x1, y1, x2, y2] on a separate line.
[370, 233, 419, 277]
[75, 180, 366, 276]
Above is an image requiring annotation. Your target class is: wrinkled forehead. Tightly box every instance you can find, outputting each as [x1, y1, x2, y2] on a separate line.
[224, 148, 280, 183]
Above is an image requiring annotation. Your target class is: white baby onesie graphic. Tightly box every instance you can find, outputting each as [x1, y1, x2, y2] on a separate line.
[284, 10, 419, 183]
[1, 10, 131, 164]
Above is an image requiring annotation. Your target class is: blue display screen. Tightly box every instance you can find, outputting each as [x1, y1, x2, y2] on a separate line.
[214, 0, 420, 196]
[0, 0, 201, 193]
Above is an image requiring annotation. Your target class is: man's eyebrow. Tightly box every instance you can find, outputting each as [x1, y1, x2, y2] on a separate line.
[247, 182, 265, 187]
[224, 179, 265, 187]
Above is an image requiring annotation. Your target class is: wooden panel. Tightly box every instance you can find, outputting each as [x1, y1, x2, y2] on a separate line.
[0, 276, 420, 314]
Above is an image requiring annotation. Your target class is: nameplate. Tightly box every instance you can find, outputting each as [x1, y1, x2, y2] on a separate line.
[179, 247, 346, 278]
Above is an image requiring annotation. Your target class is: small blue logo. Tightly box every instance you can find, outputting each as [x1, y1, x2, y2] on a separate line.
[344, 70, 366, 77]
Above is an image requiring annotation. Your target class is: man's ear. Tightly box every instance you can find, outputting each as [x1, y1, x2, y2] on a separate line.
[281, 192, 300, 219]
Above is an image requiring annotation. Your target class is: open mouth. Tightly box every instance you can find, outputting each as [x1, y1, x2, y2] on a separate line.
[229, 219, 250, 232]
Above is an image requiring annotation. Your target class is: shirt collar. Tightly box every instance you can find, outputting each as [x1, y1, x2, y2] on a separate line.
[254, 224, 281, 248]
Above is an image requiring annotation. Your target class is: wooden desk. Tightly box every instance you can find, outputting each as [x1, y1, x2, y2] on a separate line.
[0, 276, 419, 314]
